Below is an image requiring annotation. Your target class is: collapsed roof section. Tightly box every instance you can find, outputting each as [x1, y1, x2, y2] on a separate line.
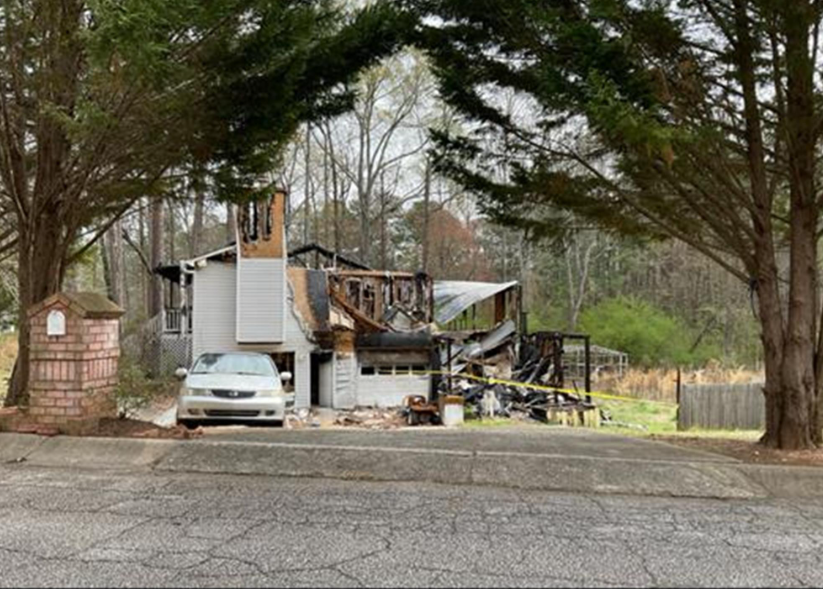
[288, 243, 371, 271]
[433, 280, 519, 325]
[327, 270, 433, 333]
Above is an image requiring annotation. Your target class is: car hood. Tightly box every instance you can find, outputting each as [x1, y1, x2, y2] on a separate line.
[185, 373, 280, 392]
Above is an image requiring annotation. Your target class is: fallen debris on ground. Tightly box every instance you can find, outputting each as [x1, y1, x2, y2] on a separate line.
[435, 328, 603, 428]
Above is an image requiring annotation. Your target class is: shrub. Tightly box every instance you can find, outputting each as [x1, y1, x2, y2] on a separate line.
[578, 297, 717, 367]
[113, 357, 172, 419]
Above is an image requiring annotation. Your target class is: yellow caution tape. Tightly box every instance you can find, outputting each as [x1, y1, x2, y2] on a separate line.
[410, 369, 676, 406]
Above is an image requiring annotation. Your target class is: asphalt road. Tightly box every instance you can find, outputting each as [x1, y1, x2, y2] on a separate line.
[2, 465, 823, 588]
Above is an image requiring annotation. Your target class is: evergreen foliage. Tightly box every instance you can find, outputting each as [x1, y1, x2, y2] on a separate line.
[408, 0, 823, 448]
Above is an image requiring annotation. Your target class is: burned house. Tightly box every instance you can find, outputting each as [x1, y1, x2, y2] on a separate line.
[149, 191, 613, 428]
[154, 192, 439, 409]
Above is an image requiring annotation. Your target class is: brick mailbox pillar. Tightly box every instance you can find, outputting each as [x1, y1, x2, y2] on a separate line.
[27, 292, 124, 430]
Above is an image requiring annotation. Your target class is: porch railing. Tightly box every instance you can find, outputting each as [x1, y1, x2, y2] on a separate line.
[163, 308, 192, 334]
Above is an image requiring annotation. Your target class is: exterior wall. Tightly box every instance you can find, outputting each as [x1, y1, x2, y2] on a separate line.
[192, 262, 237, 356]
[355, 373, 430, 407]
[190, 260, 433, 410]
[236, 257, 286, 343]
[332, 353, 357, 409]
[291, 351, 311, 408]
[191, 260, 314, 408]
[28, 302, 119, 427]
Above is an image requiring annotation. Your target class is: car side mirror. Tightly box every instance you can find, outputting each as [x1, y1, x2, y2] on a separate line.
[280, 371, 292, 383]
[174, 367, 188, 380]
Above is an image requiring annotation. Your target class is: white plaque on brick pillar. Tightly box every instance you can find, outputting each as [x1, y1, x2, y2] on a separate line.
[46, 309, 66, 336]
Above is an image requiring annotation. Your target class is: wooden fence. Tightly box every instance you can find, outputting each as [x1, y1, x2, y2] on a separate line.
[678, 382, 765, 430]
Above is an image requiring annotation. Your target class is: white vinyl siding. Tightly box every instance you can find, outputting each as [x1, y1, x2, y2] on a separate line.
[333, 353, 357, 409]
[192, 262, 237, 357]
[292, 352, 311, 408]
[236, 257, 286, 343]
[191, 260, 313, 408]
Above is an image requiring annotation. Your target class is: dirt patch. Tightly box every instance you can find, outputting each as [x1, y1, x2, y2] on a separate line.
[653, 435, 823, 466]
[8, 416, 201, 440]
[93, 418, 202, 439]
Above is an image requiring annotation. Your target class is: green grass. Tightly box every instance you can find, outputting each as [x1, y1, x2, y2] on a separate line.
[599, 399, 677, 435]
[598, 398, 762, 439]
[460, 417, 538, 429]
[454, 393, 762, 441]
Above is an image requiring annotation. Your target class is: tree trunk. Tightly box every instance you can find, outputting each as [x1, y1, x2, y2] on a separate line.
[166, 200, 176, 267]
[149, 197, 164, 318]
[139, 199, 149, 317]
[191, 192, 205, 257]
[332, 163, 341, 252]
[5, 217, 67, 407]
[762, 0, 819, 449]
[101, 233, 113, 300]
[359, 205, 372, 266]
[421, 162, 431, 273]
[777, 203, 817, 449]
[378, 172, 388, 269]
[304, 124, 312, 246]
[103, 219, 125, 306]
[226, 202, 237, 245]
[757, 261, 785, 447]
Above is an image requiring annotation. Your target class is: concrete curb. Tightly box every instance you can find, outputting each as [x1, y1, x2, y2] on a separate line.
[2, 432, 823, 500]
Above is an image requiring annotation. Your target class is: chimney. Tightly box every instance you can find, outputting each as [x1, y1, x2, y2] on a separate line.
[235, 190, 288, 343]
[236, 189, 287, 259]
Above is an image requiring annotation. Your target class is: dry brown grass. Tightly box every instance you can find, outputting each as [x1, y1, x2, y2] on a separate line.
[594, 362, 762, 403]
[0, 332, 16, 389]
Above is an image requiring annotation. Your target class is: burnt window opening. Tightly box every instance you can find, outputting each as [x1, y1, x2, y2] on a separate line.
[245, 201, 258, 242]
[363, 283, 376, 318]
[360, 365, 376, 376]
[260, 200, 272, 240]
[346, 279, 362, 310]
[239, 198, 273, 244]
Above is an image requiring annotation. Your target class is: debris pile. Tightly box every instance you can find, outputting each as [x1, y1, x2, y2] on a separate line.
[455, 380, 599, 426]
[285, 406, 423, 429]
[402, 394, 440, 426]
[438, 327, 600, 427]
[333, 407, 406, 429]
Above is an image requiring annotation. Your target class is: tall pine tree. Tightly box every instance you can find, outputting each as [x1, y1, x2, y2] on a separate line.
[1, 0, 412, 406]
[410, 0, 822, 449]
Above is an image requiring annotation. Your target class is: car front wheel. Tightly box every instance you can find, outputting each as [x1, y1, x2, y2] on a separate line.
[177, 419, 201, 430]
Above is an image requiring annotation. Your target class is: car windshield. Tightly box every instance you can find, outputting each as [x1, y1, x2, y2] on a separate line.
[191, 353, 276, 377]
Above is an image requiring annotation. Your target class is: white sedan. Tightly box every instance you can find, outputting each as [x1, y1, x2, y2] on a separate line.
[175, 352, 293, 428]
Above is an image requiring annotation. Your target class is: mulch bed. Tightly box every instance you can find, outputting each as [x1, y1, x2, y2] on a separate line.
[652, 435, 823, 467]
[2, 405, 202, 439]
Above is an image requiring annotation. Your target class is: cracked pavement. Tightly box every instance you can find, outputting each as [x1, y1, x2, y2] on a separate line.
[2, 465, 823, 587]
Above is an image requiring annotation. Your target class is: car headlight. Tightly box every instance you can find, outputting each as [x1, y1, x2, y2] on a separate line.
[181, 387, 211, 397]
